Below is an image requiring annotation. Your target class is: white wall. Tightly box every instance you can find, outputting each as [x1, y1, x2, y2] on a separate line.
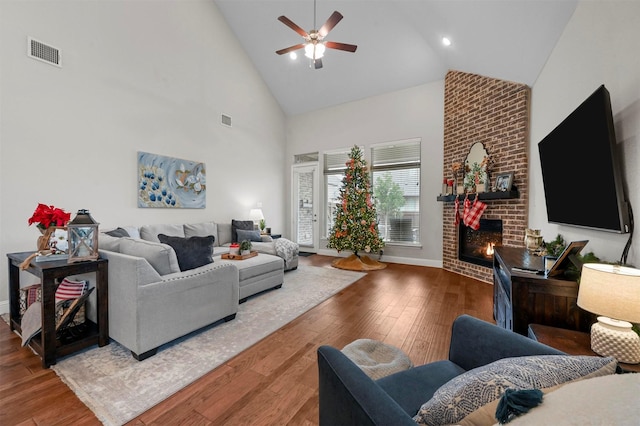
[0, 1, 286, 307]
[285, 81, 445, 266]
[529, 0, 640, 265]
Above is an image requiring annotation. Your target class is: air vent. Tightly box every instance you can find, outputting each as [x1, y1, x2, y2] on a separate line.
[221, 114, 232, 127]
[27, 37, 61, 67]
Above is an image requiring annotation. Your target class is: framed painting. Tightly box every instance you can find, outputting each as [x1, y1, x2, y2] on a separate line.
[138, 152, 206, 209]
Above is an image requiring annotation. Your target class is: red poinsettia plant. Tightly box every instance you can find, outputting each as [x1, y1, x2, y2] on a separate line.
[28, 203, 71, 230]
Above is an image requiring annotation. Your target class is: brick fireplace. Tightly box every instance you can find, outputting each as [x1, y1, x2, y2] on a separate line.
[442, 71, 530, 283]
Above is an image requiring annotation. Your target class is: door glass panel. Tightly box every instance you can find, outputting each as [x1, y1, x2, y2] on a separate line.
[295, 169, 314, 247]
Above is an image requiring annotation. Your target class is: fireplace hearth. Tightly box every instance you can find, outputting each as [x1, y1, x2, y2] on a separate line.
[459, 219, 503, 267]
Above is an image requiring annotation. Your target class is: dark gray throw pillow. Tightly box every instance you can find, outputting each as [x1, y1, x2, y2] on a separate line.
[232, 219, 255, 242]
[157, 234, 215, 272]
[105, 227, 130, 238]
[236, 229, 262, 242]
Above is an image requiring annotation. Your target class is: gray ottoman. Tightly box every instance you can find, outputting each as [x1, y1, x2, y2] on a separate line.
[229, 253, 284, 302]
[342, 339, 413, 379]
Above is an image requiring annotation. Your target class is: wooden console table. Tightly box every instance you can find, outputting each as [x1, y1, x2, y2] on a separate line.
[493, 247, 595, 335]
[529, 324, 640, 373]
[7, 252, 109, 367]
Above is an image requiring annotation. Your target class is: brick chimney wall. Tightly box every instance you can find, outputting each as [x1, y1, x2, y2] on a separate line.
[443, 71, 530, 283]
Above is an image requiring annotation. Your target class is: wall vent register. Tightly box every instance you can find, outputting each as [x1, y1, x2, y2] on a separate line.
[27, 37, 61, 67]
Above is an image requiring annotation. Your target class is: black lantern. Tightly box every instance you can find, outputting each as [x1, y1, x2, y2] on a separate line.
[67, 209, 99, 263]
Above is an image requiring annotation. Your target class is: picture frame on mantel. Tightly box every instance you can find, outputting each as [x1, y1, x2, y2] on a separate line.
[495, 172, 514, 192]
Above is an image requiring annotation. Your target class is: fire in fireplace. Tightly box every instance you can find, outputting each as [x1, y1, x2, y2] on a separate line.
[459, 219, 503, 267]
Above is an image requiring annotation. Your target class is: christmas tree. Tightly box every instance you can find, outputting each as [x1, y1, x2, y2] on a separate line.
[327, 146, 386, 270]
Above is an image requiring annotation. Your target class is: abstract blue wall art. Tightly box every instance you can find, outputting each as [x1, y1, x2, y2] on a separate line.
[138, 152, 206, 209]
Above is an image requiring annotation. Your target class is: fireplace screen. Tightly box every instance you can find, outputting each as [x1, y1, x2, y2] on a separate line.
[459, 219, 503, 267]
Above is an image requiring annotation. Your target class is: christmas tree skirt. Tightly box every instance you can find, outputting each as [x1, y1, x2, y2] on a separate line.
[332, 254, 387, 271]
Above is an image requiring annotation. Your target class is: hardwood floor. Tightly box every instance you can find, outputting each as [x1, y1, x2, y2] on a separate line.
[0, 255, 494, 425]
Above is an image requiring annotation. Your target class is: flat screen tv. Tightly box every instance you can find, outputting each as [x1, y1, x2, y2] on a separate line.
[538, 85, 630, 233]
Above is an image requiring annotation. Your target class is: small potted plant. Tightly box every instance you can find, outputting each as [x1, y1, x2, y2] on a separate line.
[239, 240, 252, 256]
[259, 219, 266, 234]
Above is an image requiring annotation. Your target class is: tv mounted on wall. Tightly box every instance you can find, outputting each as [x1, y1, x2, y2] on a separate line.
[538, 85, 630, 234]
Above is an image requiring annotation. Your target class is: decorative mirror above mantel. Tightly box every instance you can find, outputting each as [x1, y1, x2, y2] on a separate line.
[464, 142, 489, 192]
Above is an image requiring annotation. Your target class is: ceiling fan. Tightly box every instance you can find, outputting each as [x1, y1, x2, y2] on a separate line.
[275, 0, 357, 69]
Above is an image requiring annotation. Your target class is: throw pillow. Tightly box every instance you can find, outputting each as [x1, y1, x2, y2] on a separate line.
[232, 219, 255, 242]
[236, 229, 262, 243]
[506, 373, 640, 425]
[119, 237, 181, 275]
[104, 227, 130, 238]
[413, 355, 617, 426]
[157, 234, 215, 271]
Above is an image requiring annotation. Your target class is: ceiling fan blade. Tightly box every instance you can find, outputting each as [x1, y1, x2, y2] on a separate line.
[314, 58, 323, 69]
[325, 41, 358, 53]
[278, 15, 308, 38]
[276, 44, 305, 55]
[318, 11, 343, 37]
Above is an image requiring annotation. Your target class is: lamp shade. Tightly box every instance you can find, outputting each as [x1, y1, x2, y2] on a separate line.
[577, 263, 640, 323]
[249, 208, 264, 222]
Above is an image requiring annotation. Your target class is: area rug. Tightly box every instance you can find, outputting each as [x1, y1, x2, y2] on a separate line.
[50, 265, 365, 425]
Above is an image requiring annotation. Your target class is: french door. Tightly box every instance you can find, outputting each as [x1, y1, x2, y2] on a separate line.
[291, 163, 319, 252]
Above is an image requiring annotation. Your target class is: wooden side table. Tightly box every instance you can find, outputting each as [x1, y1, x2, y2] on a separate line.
[7, 251, 109, 368]
[529, 323, 640, 373]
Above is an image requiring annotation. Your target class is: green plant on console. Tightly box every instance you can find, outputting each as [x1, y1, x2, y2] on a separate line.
[239, 240, 252, 252]
[543, 234, 566, 257]
[259, 219, 266, 232]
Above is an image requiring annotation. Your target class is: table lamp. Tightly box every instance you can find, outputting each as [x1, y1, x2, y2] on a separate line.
[577, 263, 640, 364]
[249, 208, 264, 230]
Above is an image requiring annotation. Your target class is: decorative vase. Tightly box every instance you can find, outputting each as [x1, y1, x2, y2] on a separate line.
[241, 250, 250, 256]
[476, 183, 485, 193]
[457, 184, 465, 195]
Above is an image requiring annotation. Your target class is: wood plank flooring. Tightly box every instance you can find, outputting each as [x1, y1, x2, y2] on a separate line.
[0, 255, 494, 425]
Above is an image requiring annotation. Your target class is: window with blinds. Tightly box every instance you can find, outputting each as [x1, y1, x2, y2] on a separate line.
[371, 139, 421, 245]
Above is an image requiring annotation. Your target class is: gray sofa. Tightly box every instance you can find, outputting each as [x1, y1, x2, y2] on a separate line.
[98, 221, 296, 360]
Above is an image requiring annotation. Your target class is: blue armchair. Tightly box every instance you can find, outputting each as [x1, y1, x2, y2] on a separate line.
[317, 315, 564, 425]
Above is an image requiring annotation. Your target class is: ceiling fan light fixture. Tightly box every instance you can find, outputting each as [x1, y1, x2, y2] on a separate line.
[304, 42, 325, 59]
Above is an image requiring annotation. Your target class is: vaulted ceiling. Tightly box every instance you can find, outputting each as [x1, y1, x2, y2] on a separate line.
[214, 1, 578, 116]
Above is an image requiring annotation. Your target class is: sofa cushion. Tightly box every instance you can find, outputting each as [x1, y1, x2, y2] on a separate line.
[236, 229, 262, 243]
[184, 222, 219, 247]
[376, 360, 465, 417]
[215, 223, 232, 246]
[413, 355, 617, 426]
[232, 219, 254, 242]
[158, 234, 215, 271]
[119, 237, 181, 276]
[105, 227, 130, 238]
[139, 224, 185, 242]
[99, 233, 122, 252]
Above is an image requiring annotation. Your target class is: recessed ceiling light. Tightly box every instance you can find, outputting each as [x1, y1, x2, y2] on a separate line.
[442, 37, 452, 46]
[289, 51, 297, 60]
